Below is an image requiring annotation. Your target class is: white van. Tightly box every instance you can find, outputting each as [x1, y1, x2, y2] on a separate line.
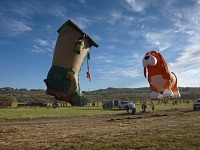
[118, 101, 135, 109]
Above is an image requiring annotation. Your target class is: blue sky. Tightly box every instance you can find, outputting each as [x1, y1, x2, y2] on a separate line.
[1, 0, 200, 91]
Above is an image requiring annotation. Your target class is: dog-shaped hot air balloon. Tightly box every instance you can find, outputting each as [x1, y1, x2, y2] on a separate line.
[142, 50, 181, 99]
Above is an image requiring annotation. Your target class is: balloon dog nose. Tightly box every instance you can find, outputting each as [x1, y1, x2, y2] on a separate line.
[144, 56, 150, 60]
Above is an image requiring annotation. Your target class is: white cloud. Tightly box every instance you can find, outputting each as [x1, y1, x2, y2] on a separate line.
[124, 0, 150, 13]
[0, 1, 36, 19]
[171, 1, 200, 37]
[78, 0, 86, 4]
[176, 67, 200, 87]
[170, 37, 200, 72]
[107, 11, 135, 26]
[121, 69, 140, 78]
[1, 19, 32, 35]
[120, 52, 143, 68]
[46, 6, 67, 17]
[169, 1, 200, 70]
[29, 46, 52, 54]
[93, 51, 141, 81]
[106, 45, 116, 50]
[108, 11, 122, 25]
[145, 31, 172, 51]
[93, 53, 114, 64]
[35, 39, 49, 46]
[92, 34, 101, 41]
[72, 17, 91, 29]
[1, 1, 67, 20]
[11, 21, 32, 32]
[95, 65, 140, 81]
[46, 24, 54, 33]
[28, 38, 55, 55]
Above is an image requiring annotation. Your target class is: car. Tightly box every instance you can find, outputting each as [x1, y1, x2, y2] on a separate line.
[193, 99, 200, 110]
[25, 102, 47, 107]
[118, 101, 135, 109]
[128, 103, 136, 109]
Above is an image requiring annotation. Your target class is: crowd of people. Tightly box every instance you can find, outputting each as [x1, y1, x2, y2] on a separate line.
[124, 100, 156, 115]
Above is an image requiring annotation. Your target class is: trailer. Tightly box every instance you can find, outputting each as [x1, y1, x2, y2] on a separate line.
[102, 99, 120, 109]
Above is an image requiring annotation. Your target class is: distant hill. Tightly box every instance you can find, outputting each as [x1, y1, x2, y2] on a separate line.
[83, 87, 200, 101]
[0, 87, 200, 102]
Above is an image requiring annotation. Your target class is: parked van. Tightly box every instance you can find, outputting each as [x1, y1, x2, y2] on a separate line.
[118, 101, 135, 109]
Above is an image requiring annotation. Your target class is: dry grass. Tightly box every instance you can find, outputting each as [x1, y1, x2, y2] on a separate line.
[0, 108, 200, 150]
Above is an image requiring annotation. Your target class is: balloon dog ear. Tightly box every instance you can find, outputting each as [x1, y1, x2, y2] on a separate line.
[144, 67, 147, 78]
[158, 52, 170, 79]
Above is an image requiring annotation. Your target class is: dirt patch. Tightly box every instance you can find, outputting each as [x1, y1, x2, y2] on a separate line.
[0, 108, 200, 150]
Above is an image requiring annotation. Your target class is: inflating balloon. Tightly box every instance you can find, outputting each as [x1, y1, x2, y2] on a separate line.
[44, 20, 98, 105]
[142, 50, 181, 99]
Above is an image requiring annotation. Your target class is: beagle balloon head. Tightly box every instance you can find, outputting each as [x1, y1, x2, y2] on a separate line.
[142, 50, 169, 78]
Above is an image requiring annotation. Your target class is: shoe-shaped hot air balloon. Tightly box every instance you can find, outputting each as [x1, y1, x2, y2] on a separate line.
[142, 50, 181, 100]
[44, 20, 98, 105]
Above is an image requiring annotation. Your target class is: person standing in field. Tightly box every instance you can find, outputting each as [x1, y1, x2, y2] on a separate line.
[46, 103, 50, 109]
[150, 101, 155, 112]
[142, 102, 147, 113]
[125, 103, 130, 115]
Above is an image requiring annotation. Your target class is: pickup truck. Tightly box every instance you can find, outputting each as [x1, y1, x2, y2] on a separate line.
[193, 99, 200, 110]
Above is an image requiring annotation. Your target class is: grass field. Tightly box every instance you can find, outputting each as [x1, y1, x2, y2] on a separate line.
[0, 101, 193, 119]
